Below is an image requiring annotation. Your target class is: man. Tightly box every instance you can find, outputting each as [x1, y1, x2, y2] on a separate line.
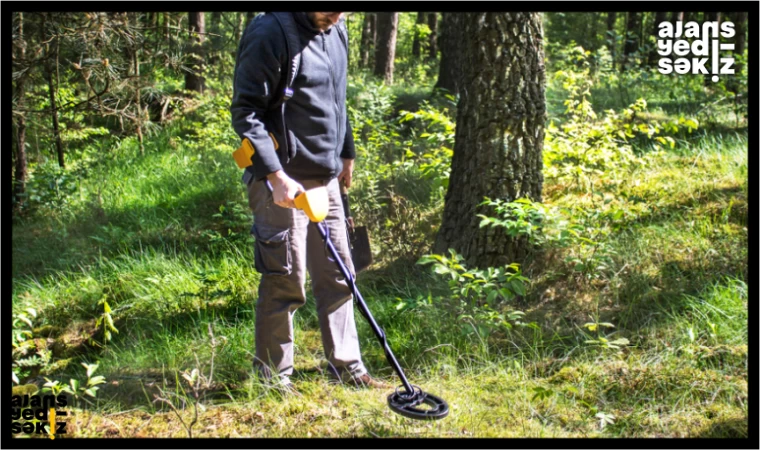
[230, 12, 389, 393]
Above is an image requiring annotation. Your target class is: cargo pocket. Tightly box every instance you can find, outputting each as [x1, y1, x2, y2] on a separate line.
[252, 224, 291, 276]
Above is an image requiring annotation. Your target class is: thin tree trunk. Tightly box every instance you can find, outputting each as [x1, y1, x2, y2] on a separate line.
[360, 13, 373, 68]
[606, 12, 616, 68]
[47, 69, 65, 168]
[164, 12, 170, 42]
[622, 12, 640, 71]
[186, 12, 206, 93]
[14, 12, 29, 207]
[705, 12, 721, 24]
[238, 13, 248, 43]
[434, 13, 546, 268]
[647, 12, 668, 66]
[135, 53, 144, 155]
[670, 12, 683, 23]
[40, 14, 65, 168]
[726, 11, 748, 97]
[427, 12, 438, 60]
[734, 11, 747, 76]
[132, 15, 145, 156]
[374, 12, 398, 84]
[370, 14, 378, 66]
[412, 12, 425, 58]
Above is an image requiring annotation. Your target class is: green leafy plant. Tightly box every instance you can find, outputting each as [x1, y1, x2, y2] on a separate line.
[418, 249, 530, 338]
[42, 362, 106, 406]
[582, 319, 629, 351]
[94, 296, 119, 346]
[545, 52, 699, 192]
[418, 250, 529, 306]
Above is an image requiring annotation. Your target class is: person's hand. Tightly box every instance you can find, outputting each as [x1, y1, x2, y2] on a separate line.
[338, 158, 355, 189]
[267, 170, 304, 209]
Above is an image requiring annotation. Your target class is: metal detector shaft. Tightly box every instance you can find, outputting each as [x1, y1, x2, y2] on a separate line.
[314, 221, 415, 394]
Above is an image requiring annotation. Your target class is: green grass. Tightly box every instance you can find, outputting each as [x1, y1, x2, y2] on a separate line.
[11, 76, 747, 438]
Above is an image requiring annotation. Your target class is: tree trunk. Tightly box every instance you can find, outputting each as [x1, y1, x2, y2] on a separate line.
[726, 11, 747, 94]
[40, 14, 65, 168]
[622, 12, 640, 70]
[210, 12, 220, 48]
[670, 12, 683, 23]
[130, 13, 145, 155]
[360, 13, 374, 68]
[134, 51, 144, 155]
[427, 12, 438, 60]
[371, 13, 377, 51]
[412, 12, 425, 58]
[647, 12, 668, 66]
[734, 11, 747, 76]
[164, 12, 170, 42]
[590, 12, 600, 50]
[373, 12, 398, 84]
[705, 12, 721, 24]
[434, 13, 463, 95]
[434, 13, 546, 269]
[14, 12, 28, 207]
[238, 13, 249, 43]
[47, 69, 65, 168]
[606, 12, 616, 67]
[186, 12, 206, 93]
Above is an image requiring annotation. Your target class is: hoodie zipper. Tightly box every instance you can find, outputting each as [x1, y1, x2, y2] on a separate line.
[322, 33, 342, 159]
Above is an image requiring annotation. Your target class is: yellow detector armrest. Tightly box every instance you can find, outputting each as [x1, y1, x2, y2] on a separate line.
[233, 138, 256, 169]
[232, 134, 279, 169]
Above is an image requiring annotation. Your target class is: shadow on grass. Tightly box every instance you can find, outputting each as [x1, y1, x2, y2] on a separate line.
[12, 182, 250, 281]
[696, 417, 748, 438]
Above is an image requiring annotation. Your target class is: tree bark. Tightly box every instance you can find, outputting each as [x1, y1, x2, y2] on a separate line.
[606, 12, 616, 67]
[239, 12, 250, 43]
[427, 12, 438, 60]
[374, 12, 398, 84]
[705, 12, 721, 24]
[434, 13, 463, 95]
[734, 11, 747, 76]
[185, 12, 206, 93]
[670, 12, 683, 23]
[412, 12, 425, 58]
[371, 13, 377, 51]
[37, 13, 65, 168]
[360, 13, 374, 68]
[726, 11, 747, 93]
[434, 13, 546, 269]
[14, 12, 28, 207]
[622, 12, 640, 70]
[164, 12, 170, 42]
[130, 13, 145, 155]
[47, 68, 65, 168]
[647, 12, 668, 66]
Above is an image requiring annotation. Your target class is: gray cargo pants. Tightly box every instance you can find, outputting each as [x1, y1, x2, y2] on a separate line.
[247, 176, 367, 383]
